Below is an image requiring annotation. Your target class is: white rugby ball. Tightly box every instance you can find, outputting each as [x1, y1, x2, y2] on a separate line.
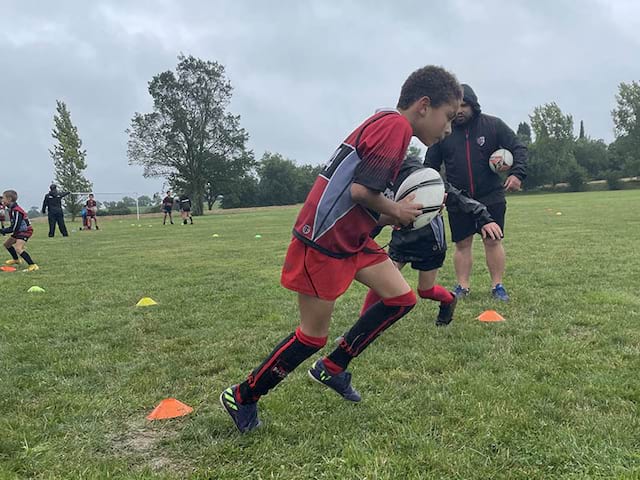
[489, 148, 513, 173]
[394, 168, 445, 230]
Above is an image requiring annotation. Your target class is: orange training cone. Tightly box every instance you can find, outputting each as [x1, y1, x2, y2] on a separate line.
[477, 310, 505, 322]
[1, 266, 17, 272]
[146, 398, 193, 420]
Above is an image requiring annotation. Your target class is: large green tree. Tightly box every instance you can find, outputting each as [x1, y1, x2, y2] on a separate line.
[49, 100, 92, 220]
[257, 152, 320, 206]
[127, 55, 251, 215]
[527, 103, 576, 188]
[610, 81, 640, 177]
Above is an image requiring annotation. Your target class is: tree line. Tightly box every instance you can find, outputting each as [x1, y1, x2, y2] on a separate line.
[50, 56, 640, 216]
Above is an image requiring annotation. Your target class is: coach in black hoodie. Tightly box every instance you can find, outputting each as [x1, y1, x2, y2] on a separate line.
[425, 84, 527, 302]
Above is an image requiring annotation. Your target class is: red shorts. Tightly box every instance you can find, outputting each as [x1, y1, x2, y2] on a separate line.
[281, 237, 388, 301]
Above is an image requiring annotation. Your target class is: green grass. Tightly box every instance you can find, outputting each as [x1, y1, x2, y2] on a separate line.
[1, 191, 639, 479]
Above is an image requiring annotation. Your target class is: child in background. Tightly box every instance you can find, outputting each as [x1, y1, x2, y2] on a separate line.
[1, 190, 39, 272]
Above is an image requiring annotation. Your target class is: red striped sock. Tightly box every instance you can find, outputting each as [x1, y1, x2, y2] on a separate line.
[360, 289, 382, 316]
[418, 285, 454, 304]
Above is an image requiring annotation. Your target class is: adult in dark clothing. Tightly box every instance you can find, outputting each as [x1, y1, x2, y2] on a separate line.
[425, 84, 527, 301]
[41, 184, 70, 237]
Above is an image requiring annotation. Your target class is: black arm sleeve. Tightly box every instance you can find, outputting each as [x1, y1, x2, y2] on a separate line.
[61, 191, 71, 197]
[445, 183, 494, 228]
[424, 142, 443, 172]
[496, 119, 527, 181]
[42, 195, 48, 214]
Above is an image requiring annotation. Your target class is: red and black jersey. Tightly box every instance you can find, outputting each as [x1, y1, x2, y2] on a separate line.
[0, 203, 33, 237]
[293, 110, 412, 257]
[86, 199, 97, 209]
[162, 196, 173, 207]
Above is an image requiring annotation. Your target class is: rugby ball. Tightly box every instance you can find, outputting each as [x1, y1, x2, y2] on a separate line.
[394, 168, 445, 230]
[489, 148, 513, 173]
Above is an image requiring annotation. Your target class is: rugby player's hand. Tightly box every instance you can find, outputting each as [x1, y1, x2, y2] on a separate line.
[480, 222, 503, 240]
[394, 194, 423, 227]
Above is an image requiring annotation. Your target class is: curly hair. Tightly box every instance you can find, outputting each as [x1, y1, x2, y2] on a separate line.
[397, 66, 462, 110]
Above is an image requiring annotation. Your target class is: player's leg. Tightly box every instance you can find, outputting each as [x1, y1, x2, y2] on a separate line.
[14, 238, 37, 270]
[221, 293, 332, 432]
[4, 236, 20, 264]
[417, 268, 457, 326]
[182, 211, 187, 225]
[359, 261, 407, 316]
[319, 257, 416, 380]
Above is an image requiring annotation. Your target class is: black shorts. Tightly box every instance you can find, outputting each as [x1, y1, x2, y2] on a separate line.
[388, 215, 447, 272]
[181, 207, 191, 213]
[448, 201, 506, 243]
[11, 233, 31, 242]
[163, 206, 172, 213]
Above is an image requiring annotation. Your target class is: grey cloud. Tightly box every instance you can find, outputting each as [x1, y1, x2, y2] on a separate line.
[1, 0, 639, 209]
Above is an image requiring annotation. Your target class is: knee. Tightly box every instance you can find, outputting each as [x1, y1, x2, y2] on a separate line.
[483, 237, 503, 249]
[382, 290, 417, 308]
[455, 237, 473, 251]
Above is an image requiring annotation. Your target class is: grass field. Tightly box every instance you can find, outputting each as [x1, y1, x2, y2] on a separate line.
[1, 190, 639, 479]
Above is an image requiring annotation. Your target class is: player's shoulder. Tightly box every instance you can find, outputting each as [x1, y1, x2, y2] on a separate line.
[357, 110, 412, 143]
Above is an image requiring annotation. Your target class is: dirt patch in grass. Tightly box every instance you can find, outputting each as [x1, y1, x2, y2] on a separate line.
[110, 420, 193, 475]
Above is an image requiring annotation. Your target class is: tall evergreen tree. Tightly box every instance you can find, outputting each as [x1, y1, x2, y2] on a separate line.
[49, 100, 92, 220]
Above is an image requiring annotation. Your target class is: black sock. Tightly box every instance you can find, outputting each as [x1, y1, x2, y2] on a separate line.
[183, 219, 187, 225]
[326, 292, 416, 371]
[20, 251, 34, 265]
[238, 327, 326, 404]
[6, 246, 19, 260]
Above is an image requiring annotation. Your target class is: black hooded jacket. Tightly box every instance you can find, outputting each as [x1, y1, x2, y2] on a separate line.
[42, 187, 70, 214]
[425, 84, 527, 208]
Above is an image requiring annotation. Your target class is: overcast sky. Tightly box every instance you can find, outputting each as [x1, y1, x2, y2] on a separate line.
[2, 0, 639, 209]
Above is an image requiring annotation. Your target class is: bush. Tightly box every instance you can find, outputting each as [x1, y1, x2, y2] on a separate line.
[96, 206, 133, 216]
[604, 170, 623, 190]
[566, 162, 588, 192]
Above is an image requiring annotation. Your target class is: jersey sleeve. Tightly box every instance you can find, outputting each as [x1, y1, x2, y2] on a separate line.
[352, 115, 412, 192]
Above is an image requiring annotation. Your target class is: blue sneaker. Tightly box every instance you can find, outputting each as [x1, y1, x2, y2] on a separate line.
[453, 284, 470, 298]
[308, 359, 361, 402]
[491, 283, 510, 302]
[219, 385, 262, 433]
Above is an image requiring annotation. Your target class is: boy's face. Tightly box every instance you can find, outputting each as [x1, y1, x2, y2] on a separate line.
[414, 97, 459, 146]
[1, 195, 10, 206]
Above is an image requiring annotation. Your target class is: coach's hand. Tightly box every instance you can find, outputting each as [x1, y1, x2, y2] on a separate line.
[480, 222, 503, 240]
[394, 194, 423, 227]
[504, 175, 522, 192]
